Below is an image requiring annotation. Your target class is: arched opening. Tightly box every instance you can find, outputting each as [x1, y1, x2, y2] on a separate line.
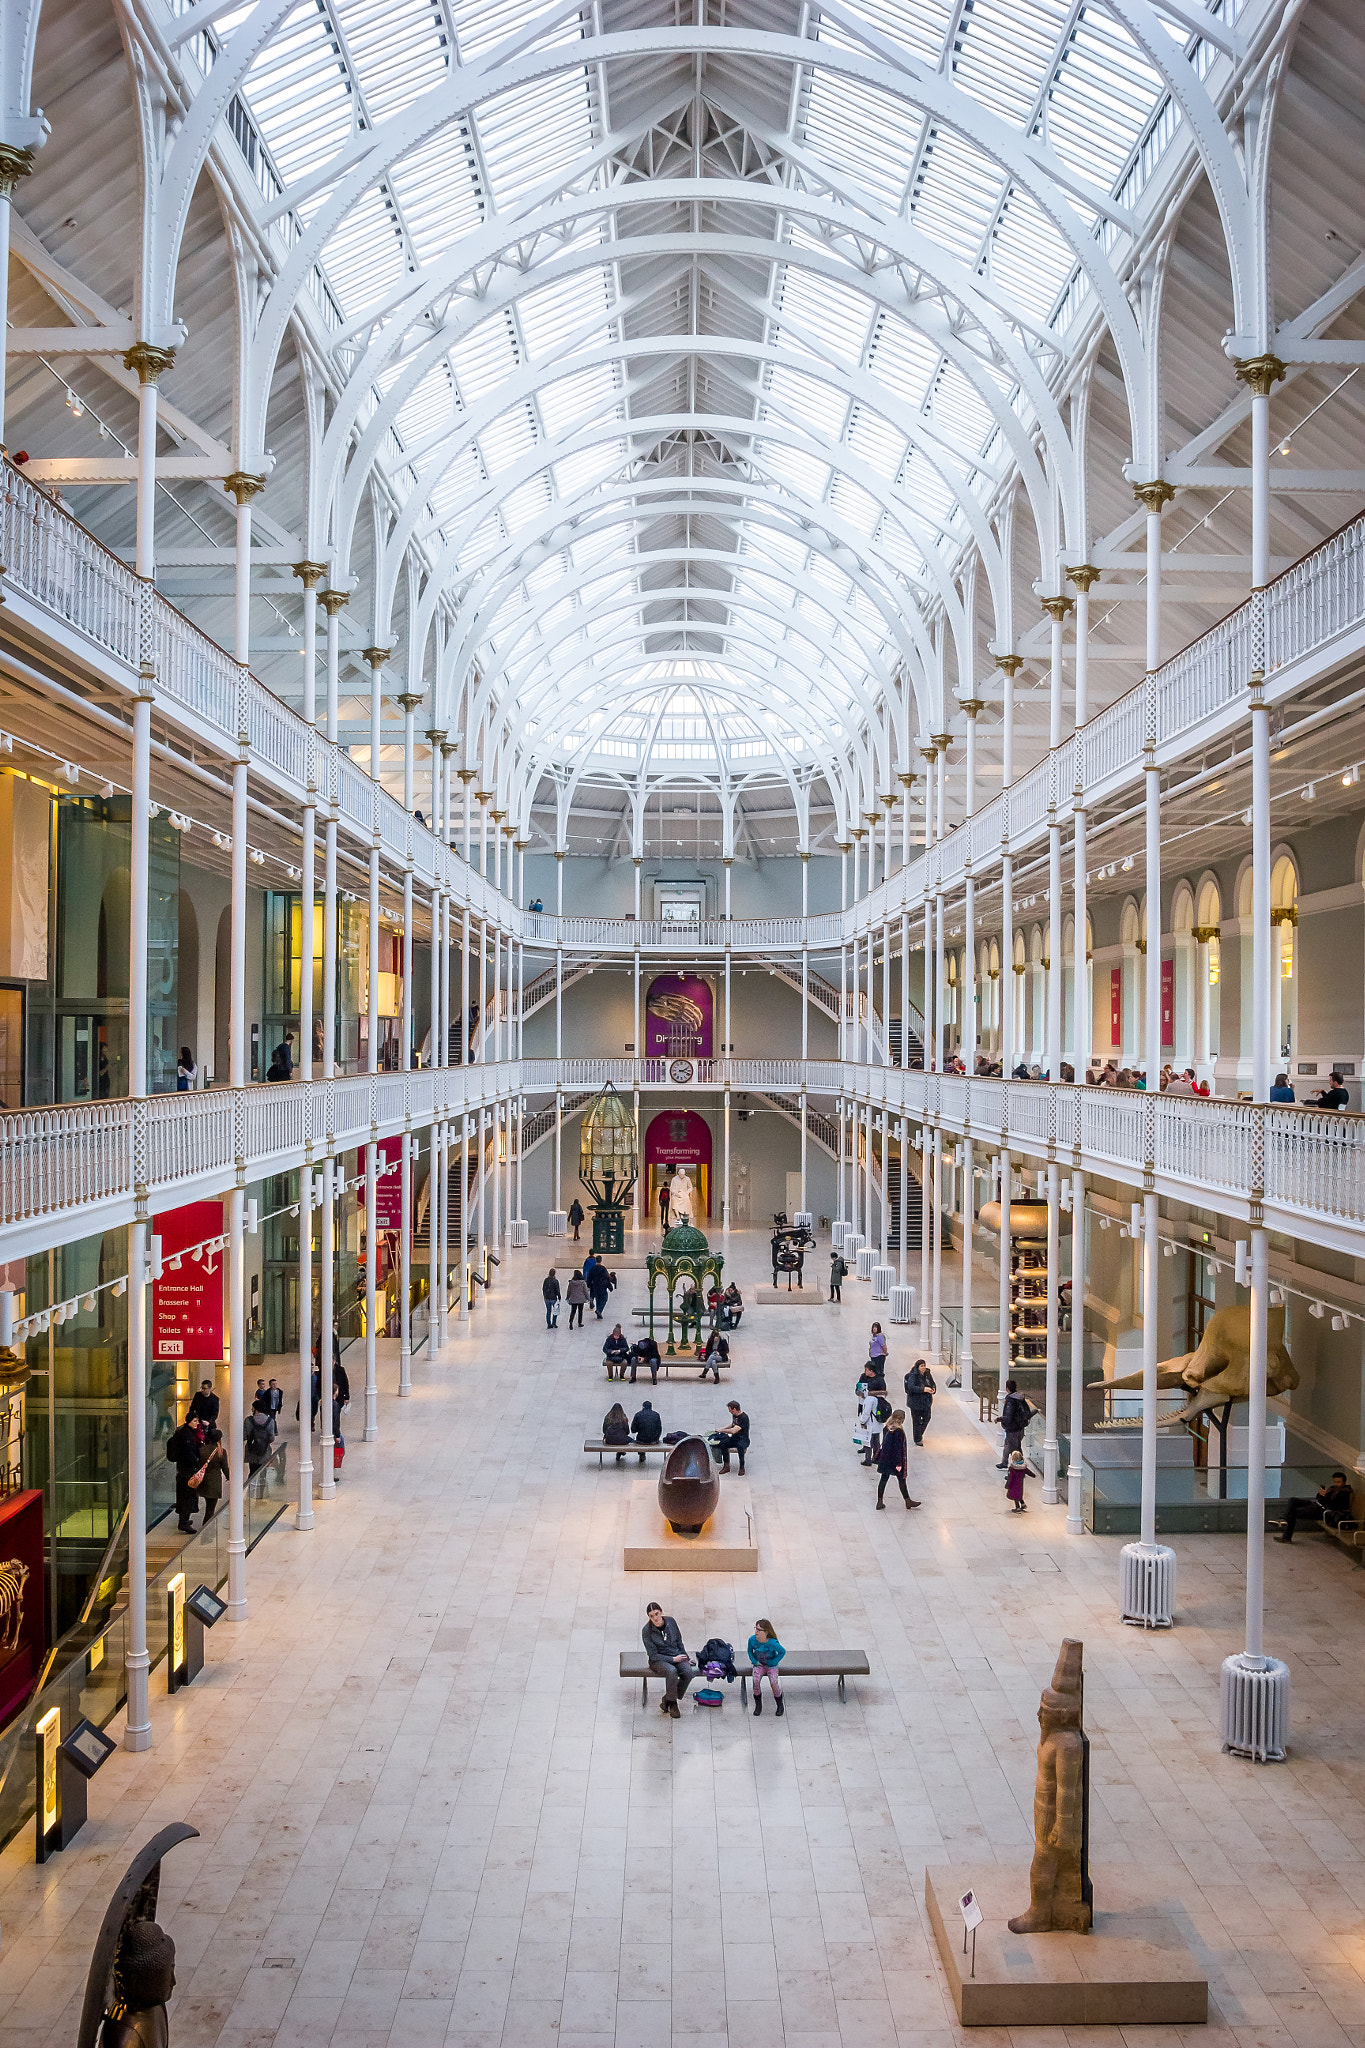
[214, 906, 232, 1084]
[177, 890, 200, 1080]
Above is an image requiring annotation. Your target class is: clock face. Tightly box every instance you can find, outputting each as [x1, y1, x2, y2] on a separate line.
[669, 1058, 695, 1085]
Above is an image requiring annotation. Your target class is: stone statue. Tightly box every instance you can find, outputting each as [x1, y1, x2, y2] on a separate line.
[1008, 1639, 1093, 1935]
[78, 1823, 199, 2048]
[1106, 1302, 1298, 1425]
[668, 1167, 695, 1227]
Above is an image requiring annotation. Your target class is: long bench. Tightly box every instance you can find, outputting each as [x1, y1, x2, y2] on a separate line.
[605, 1357, 730, 1379]
[620, 1649, 870, 1704]
[584, 1438, 670, 1465]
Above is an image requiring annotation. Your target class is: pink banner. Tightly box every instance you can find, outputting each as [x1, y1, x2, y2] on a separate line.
[152, 1199, 226, 1363]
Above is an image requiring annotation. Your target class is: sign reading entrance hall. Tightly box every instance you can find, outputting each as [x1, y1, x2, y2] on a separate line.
[151, 1200, 226, 1364]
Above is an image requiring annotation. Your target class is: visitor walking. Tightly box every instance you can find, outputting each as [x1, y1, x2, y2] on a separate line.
[568, 1198, 585, 1241]
[603, 1323, 630, 1377]
[566, 1268, 589, 1329]
[588, 1262, 613, 1320]
[168, 1418, 207, 1533]
[1006, 1448, 1029, 1511]
[997, 1380, 1034, 1467]
[332, 1354, 349, 1441]
[197, 1428, 229, 1522]
[642, 1602, 695, 1717]
[602, 1402, 631, 1463]
[658, 1180, 670, 1232]
[829, 1247, 847, 1300]
[905, 1359, 936, 1445]
[632, 1399, 663, 1461]
[869, 1322, 887, 1369]
[748, 1618, 786, 1717]
[543, 1268, 561, 1328]
[187, 1379, 219, 1429]
[875, 1409, 919, 1510]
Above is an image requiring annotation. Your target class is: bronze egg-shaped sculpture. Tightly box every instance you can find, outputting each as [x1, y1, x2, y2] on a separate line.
[658, 1436, 720, 1536]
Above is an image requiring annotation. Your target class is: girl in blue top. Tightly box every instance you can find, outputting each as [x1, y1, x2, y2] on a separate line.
[748, 1619, 786, 1717]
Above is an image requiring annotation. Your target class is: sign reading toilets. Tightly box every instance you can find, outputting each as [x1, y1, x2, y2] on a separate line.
[152, 1199, 226, 1362]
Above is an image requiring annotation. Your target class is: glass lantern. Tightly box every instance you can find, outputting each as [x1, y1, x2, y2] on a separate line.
[579, 1085, 638, 1253]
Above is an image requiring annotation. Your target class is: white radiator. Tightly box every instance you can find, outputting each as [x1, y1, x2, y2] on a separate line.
[855, 1246, 877, 1281]
[842, 1233, 864, 1263]
[889, 1284, 917, 1325]
[793, 1210, 814, 1230]
[1221, 1653, 1290, 1762]
[547, 1210, 566, 1237]
[1119, 1540, 1176, 1627]
[871, 1264, 894, 1300]
[508, 1218, 529, 1247]
[831, 1219, 850, 1250]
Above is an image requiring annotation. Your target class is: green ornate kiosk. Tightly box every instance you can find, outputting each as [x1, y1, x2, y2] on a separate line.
[646, 1221, 724, 1356]
[579, 1084, 638, 1254]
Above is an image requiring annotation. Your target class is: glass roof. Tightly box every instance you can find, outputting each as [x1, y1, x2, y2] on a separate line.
[188, 0, 1242, 809]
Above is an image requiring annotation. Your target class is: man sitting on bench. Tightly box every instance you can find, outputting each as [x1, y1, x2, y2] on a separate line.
[632, 1399, 663, 1462]
[630, 1333, 661, 1384]
[1275, 1471, 1354, 1543]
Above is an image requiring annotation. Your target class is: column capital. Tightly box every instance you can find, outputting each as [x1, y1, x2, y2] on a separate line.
[555, 849, 566, 861]
[632, 855, 642, 867]
[834, 839, 851, 853]
[958, 698, 984, 718]
[123, 341, 176, 386]
[1067, 563, 1101, 592]
[457, 767, 478, 783]
[490, 808, 506, 824]
[0, 144, 37, 197]
[1270, 904, 1298, 928]
[397, 692, 422, 713]
[863, 810, 881, 827]
[881, 790, 897, 808]
[800, 850, 810, 862]
[996, 653, 1024, 677]
[1232, 352, 1287, 398]
[440, 741, 458, 760]
[425, 726, 446, 747]
[362, 645, 390, 669]
[320, 587, 349, 616]
[1041, 593, 1075, 624]
[475, 790, 493, 805]
[292, 559, 328, 587]
[1192, 923, 1220, 944]
[514, 837, 530, 852]
[223, 470, 268, 505]
[930, 731, 951, 752]
[1131, 478, 1176, 514]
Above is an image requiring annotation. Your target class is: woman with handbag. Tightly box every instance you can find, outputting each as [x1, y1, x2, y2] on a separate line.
[196, 1428, 229, 1523]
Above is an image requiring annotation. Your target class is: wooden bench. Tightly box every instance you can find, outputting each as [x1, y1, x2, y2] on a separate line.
[620, 1649, 870, 1704]
[584, 1438, 670, 1465]
[605, 1356, 729, 1379]
[1271, 1482, 1365, 1559]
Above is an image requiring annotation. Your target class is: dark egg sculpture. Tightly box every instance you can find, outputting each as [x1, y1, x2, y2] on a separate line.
[658, 1436, 720, 1535]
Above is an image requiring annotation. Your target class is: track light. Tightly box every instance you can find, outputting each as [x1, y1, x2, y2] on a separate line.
[1331, 1313, 1347, 1332]
[65, 388, 83, 417]
[1302, 783, 1316, 801]
[1309, 1300, 1325, 1319]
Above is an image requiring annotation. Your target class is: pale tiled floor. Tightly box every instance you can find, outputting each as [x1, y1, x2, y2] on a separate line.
[3, 1229, 1365, 2048]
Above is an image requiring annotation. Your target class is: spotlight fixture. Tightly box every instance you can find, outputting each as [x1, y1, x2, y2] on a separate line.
[65, 388, 84, 417]
[1121, 855, 1134, 872]
[1302, 783, 1316, 800]
[1242, 808, 1253, 826]
[100, 781, 114, 799]
[1331, 1313, 1348, 1332]
[1343, 766, 1360, 787]
[1277, 438, 1291, 456]
[1309, 1300, 1325, 1319]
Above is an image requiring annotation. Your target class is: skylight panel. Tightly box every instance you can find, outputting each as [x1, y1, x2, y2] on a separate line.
[827, 474, 881, 540]
[816, 0, 954, 66]
[238, 16, 354, 190]
[952, 0, 1072, 129]
[865, 312, 940, 412]
[448, 0, 577, 62]
[845, 406, 906, 482]
[475, 69, 595, 213]
[502, 475, 553, 533]
[799, 68, 924, 217]
[387, 128, 484, 270]
[537, 364, 621, 443]
[478, 404, 539, 479]
[927, 361, 996, 457]
[774, 267, 874, 366]
[910, 127, 1001, 267]
[987, 187, 1081, 325]
[1046, 11, 1163, 191]
[330, 0, 448, 126]
[552, 442, 625, 504]
[518, 267, 614, 360]
[318, 186, 407, 317]
[756, 441, 831, 502]
[877, 515, 929, 583]
[425, 445, 485, 525]
[763, 365, 848, 440]
[449, 314, 520, 403]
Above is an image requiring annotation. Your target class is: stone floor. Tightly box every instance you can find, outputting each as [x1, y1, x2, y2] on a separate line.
[2, 1228, 1365, 2048]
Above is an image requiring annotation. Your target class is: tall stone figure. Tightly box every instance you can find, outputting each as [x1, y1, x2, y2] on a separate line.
[668, 1166, 696, 1227]
[1008, 1639, 1093, 1934]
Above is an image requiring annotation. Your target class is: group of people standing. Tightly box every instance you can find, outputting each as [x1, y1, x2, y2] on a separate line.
[543, 1256, 615, 1328]
[853, 1328, 937, 1510]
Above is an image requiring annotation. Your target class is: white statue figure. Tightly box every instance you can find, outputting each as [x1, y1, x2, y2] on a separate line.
[668, 1167, 695, 1227]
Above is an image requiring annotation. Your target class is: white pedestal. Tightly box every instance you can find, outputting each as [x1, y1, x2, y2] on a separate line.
[889, 1283, 917, 1324]
[623, 1478, 758, 1572]
[855, 1246, 876, 1281]
[831, 1220, 851, 1251]
[871, 1264, 894, 1300]
[1120, 1541, 1176, 1628]
[548, 1210, 566, 1237]
[793, 1210, 813, 1230]
[508, 1218, 528, 1247]
[1220, 1652, 1290, 1762]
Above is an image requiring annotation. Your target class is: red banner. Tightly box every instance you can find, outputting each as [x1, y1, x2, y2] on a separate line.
[1110, 967, 1122, 1048]
[1161, 957, 1175, 1048]
[356, 1136, 405, 1230]
[152, 1199, 226, 1363]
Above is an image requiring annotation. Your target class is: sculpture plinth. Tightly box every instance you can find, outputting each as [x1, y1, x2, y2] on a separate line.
[657, 1436, 720, 1534]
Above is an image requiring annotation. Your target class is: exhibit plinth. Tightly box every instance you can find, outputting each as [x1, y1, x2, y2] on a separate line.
[924, 1869, 1207, 2027]
[623, 1478, 757, 1571]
